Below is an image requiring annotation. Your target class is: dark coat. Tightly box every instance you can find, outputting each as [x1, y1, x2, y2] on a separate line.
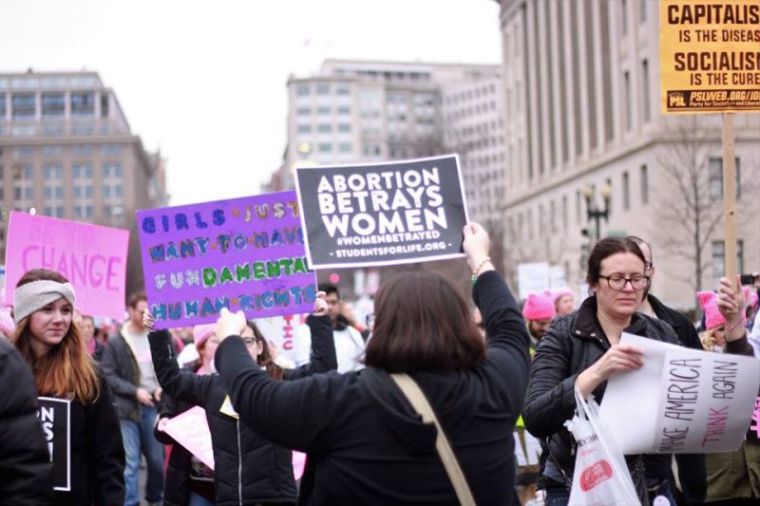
[523, 295, 680, 497]
[149, 314, 337, 506]
[51, 373, 125, 506]
[154, 361, 214, 506]
[0, 338, 53, 506]
[215, 271, 532, 506]
[101, 333, 140, 421]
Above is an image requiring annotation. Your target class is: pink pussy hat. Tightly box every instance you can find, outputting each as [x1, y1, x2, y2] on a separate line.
[548, 289, 574, 304]
[697, 291, 726, 331]
[523, 293, 556, 321]
[193, 324, 216, 348]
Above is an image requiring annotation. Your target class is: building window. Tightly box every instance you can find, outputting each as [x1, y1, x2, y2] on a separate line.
[337, 123, 351, 133]
[103, 185, 123, 199]
[296, 107, 310, 116]
[640, 0, 646, 22]
[317, 143, 332, 153]
[72, 144, 93, 156]
[336, 86, 350, 95]
[316, 83, 330, 95]
[562, 195, 568, 231]
[42, 93, 65, 116]
[71, 92, 95, 115]
[103, 163, 123, 179]
[712, 240, 744, 278]
[43, 186, 64, 199]
[641, 59, 650, 123]
[13, 164, 34, 180]
[338, 142, 352, 153]
[0, 93, 6, 117]
[295, 84, 310, 96]
[75, 205, 94, 219]
[12, 93, 36, 117]
[297, 124, 311, 134]
[317, 124, 332, 133]
[708, 157, 741, 200]
[550, 200, 557, 233]
[640, 164, 649, 204]
[74, 185, 94, 199]
[317, 106, 330, 115]
[337, 106, 351, 115]
[43, 206, 65, 218]
[622, 171, 630, 210]
[623, 71, 632, 131]
[100, 94, 109, 117]
[43, 164, 63, 180]
[41, 145, 63, 157]
[73, 163, 93, 179]
[102, 144, 122, 156]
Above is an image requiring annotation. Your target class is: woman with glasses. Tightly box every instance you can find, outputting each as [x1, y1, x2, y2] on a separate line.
[145, 293, 336, 506]
[525, 238, 755, 506]
[523, 237, 680, 505]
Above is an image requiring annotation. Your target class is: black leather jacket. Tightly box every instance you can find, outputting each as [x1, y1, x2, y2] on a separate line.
[523, 296, 679, 493]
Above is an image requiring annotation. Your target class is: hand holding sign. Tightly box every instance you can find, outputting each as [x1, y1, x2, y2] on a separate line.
[216, 307, 247, 342]
[576, 344, 644, 398]
[716, 275, 747, 342]
[313, 291, 328, 317]
[462, 222, 491, 272]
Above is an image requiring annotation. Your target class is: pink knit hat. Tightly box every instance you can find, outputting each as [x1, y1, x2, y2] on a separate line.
[523, 293, 556, 321]
[547, 289, 574, 304]
[697, 292, 726, 331]
[192, 324, 216, 348]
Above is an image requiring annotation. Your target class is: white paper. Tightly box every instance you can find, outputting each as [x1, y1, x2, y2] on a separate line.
[600, 333, 760, 454]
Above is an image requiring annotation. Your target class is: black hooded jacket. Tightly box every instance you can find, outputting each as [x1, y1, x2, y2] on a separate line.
[0, 338, 53, 505]
[215, 271, 531, 505]
[149, 314, 337, 506]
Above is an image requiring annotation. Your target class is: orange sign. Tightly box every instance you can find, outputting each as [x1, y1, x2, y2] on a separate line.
[660, 0, 760, 113]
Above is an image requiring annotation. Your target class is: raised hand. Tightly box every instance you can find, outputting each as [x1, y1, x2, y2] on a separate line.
[313, 291, 328, 316]
[215, 307, 247, 342]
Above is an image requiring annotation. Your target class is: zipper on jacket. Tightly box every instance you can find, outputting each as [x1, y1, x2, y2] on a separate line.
[236, 419, 243, 505]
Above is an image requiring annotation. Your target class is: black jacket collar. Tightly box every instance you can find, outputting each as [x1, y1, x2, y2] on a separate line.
[571, 295, 650, 342]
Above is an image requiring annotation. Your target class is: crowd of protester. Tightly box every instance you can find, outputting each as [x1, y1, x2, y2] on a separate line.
[0, 225, 758, 505]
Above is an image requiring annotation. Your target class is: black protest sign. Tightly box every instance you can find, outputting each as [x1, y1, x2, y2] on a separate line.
[37, 397, 71, 491]
[295, 155, 469, 268]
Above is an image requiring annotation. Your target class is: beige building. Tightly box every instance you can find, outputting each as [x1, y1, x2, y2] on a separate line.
[0, 70, 168, 295]
[495, 0, 760, 309]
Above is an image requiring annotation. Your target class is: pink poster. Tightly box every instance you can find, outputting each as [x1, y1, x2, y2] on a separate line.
[163, 406, 215, 470]
[4, 211, 129, 320]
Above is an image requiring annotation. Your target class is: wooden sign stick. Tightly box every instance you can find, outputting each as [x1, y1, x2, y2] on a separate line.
[722, 113, 738, 290]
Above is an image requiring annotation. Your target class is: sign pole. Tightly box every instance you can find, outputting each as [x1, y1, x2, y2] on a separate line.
[721, 112, 738, 288]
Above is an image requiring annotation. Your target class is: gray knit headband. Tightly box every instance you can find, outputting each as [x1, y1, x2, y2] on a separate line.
[14, 280, 77, 323]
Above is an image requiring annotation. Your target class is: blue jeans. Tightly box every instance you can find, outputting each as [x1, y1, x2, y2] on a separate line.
[189, 492, 215, 506]
[121, 405, 164, 506]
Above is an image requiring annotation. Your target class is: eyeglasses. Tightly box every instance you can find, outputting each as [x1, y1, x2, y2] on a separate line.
[241, 337, 257, 346]
[599, 275, 650, 291]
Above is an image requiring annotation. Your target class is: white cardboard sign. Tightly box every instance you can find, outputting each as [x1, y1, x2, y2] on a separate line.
[600, 333, 760, 454]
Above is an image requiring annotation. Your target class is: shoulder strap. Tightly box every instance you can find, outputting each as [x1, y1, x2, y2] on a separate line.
[390, 373, 476, 506]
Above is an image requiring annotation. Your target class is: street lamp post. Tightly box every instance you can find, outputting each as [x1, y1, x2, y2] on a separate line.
[582, 184, 611, 242]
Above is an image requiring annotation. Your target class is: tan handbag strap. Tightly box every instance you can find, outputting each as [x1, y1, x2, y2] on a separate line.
[390, 373, 476, 506]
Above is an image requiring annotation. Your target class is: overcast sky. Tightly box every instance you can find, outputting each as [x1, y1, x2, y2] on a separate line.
[0, 0, 501, 205]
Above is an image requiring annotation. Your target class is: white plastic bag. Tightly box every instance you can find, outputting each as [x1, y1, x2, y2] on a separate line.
[566, 388, 641, 506]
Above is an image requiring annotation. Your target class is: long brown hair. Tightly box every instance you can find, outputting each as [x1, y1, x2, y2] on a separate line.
[11, 269, 100, 403]
[365, 271, 485, 373]
[248, 321, 284, 380]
